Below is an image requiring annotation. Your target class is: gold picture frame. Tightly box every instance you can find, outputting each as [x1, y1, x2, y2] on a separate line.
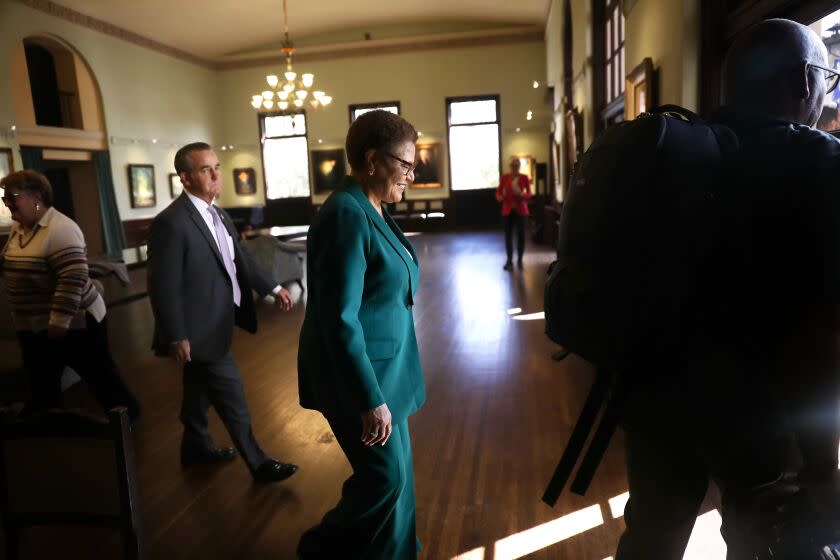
[625, 57, 655, 121]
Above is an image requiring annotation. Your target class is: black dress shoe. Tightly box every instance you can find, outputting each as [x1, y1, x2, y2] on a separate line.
[253, 459, 298, 482]
[180, 447, 238, 466]
[503, 261, 513, 271]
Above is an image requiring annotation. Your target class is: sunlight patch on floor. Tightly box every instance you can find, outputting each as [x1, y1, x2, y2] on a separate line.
[608, 492, 630, 518]
[683, 509, 727, 560]
[451, 546, 485, 560]
[511, 311, 545, 321]
[493, 504, 604, 560]
[506, 307, 523, 315]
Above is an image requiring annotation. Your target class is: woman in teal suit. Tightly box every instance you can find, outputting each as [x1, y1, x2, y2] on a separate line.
[297, 110, 426, 559]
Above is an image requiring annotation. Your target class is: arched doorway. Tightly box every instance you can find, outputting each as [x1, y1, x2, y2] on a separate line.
[9, 34, 124, 259]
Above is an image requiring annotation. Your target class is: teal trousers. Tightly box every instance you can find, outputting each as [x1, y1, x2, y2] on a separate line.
[300, 416, 420, 559]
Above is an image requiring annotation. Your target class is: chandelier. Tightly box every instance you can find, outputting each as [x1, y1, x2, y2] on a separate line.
[250, 0, 332, 112]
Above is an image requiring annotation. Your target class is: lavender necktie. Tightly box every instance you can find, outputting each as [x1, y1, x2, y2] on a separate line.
[208, 206, 241, 306]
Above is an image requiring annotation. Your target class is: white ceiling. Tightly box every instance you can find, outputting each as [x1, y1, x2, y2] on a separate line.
[53, 0, 549, 60]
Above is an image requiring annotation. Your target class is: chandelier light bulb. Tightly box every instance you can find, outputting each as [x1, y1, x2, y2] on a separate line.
[248, 0, 332, 112]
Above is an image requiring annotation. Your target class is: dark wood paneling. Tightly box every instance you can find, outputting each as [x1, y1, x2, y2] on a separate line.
[122, 217, 153, 249]
[452, 189, 500, 228]
[264, 197, 313, 227]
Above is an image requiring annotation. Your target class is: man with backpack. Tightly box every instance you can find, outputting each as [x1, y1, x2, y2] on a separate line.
[613, 19, 840, 559]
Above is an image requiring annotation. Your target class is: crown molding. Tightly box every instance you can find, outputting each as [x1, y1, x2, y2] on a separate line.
[15, 0, 544, 71]
[216, 26, 545, 70]
[14, 0, 216, 69]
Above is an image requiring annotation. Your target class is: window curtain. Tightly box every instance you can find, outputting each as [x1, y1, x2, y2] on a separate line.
[91, 151, 126, 259]
[19, 146, 44, 172]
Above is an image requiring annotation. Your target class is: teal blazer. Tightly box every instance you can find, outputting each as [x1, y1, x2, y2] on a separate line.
[298, 177, 426, 422]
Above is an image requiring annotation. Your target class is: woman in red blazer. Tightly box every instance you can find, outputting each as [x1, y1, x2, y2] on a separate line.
[495, 158, 532, 270]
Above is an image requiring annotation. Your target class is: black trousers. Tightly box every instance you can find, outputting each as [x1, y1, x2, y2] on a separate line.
[615, 385, 798, 560]
[17, 314, 140, 420]
[503, 212, 525, 263]
[180, 354, 268, 472]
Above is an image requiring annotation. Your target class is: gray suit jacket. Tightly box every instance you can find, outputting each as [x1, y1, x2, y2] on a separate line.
[147, 193, 274, 361]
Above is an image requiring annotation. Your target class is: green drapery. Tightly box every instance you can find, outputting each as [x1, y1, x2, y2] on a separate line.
[19, 146, 44, 173]
[91, 151, 126, 259]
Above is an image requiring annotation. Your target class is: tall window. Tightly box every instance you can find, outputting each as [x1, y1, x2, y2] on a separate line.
[605, 0, 626, 105]
[349, 101, 401, 123]
[260, 112, 310, 199]
[594, 0, 626, 130]
[446, 95, 500, 191]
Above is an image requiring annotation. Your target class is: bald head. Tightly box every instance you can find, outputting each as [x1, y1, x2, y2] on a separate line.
[723, 18, 828, 126]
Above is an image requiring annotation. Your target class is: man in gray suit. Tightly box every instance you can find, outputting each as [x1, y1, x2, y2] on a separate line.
[148, 142, 297, 482]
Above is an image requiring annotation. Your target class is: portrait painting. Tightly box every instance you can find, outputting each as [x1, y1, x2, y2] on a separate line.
[233, 168, 257, 196]
[0, 148, 12, 182]
[0, 148, 14, 226]
[169, 173, 184, 198]
[411, 143, 443, 189]
[625, 57, 655, 120]
[311, 149, 346, 195]
[128, 164, 156, 208]
[512, 155, 535, 185]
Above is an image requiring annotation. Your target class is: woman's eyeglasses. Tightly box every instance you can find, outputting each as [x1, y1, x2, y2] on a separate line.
[386, 153, 416, 176]
[1, 192, 22, 206]
[810, 63, 840, 94]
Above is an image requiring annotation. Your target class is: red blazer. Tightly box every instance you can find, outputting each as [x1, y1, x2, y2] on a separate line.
[495, 173, 532, 216]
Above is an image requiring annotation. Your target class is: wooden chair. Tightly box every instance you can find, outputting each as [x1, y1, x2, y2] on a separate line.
[0, 408, 143, 559]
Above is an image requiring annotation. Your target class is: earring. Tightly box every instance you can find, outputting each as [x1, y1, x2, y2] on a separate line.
[368, 168, 375, 176]
[35, 204, 40, 212]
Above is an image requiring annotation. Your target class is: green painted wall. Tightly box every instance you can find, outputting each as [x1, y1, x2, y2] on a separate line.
[0, 1, 217, 220]
[0, 2, 549, 214]
[217, 40, 549, 206]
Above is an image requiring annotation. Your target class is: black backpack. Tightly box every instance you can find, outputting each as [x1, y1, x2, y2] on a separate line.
[542, 105, 738, 503]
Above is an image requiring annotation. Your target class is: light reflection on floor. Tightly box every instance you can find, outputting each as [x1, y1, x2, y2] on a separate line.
[450, 492, 727, 560]
[451, 546, 486, 560]
[493, 504, 604, 560]
[511, 311, 545, 321]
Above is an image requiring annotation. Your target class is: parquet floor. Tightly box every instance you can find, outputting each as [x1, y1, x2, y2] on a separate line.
[5, 231, 725, 560]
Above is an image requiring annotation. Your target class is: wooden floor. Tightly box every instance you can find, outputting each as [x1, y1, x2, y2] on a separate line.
[5, 231, 724, 559]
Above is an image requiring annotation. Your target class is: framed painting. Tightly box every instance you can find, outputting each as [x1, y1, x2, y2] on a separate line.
[169, 173, 184, 198]
[411, 143, 443, 189]
[625, 57, 655, 120]
[511, 154, 535, 185]
[0, 148, 14, 226]
[233, 168, 257, 195]
[310, 149, 346, 195]
[128, 164, 156, 208]
[0, 148, 12, 182]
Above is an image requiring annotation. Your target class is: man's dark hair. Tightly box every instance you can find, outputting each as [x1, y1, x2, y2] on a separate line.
[346, 110, 418, 170]
[0, 169, 53, 207]
[174, 142, 213, 174]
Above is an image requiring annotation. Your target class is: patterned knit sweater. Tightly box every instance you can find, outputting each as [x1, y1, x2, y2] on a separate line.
[1, 207, 105, 332]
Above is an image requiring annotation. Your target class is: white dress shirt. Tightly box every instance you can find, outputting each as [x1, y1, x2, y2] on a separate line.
[185, 191, 282, 301]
